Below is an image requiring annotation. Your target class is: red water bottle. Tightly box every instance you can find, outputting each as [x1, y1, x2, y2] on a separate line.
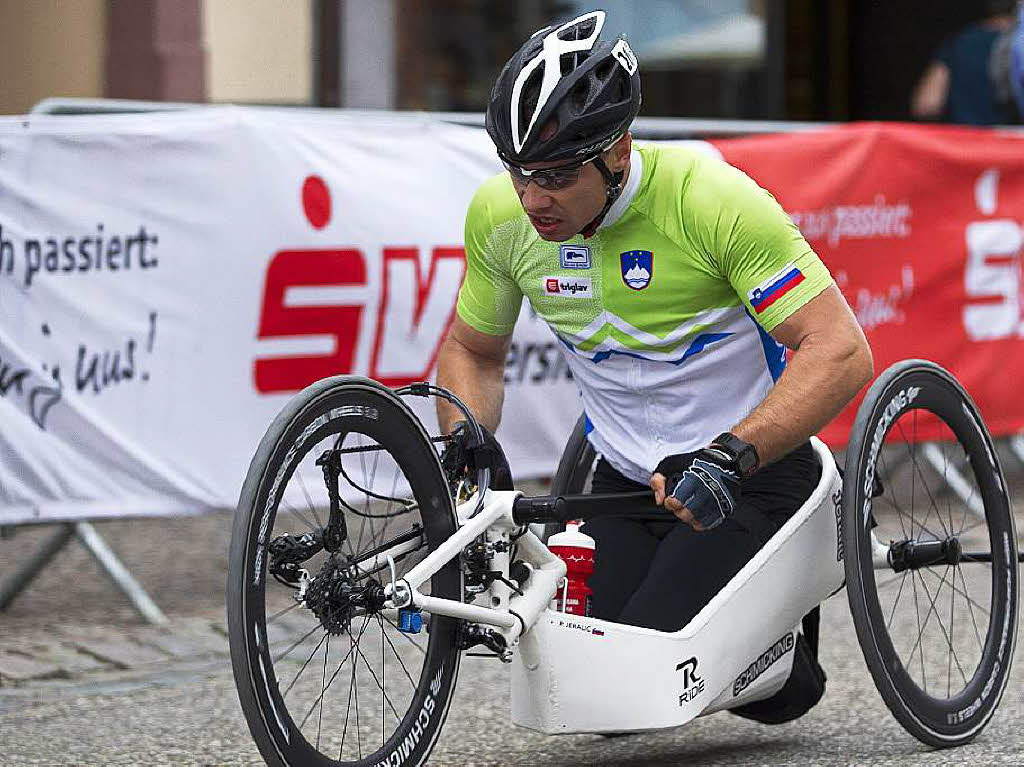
[547, 521, 595, 616]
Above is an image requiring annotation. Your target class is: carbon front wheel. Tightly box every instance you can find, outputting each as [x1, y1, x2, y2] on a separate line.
[843, 360, 1018, 747]
[227, 376, 461, 766]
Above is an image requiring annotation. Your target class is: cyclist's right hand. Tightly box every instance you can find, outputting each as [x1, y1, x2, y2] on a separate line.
[441, 421, 513, 490]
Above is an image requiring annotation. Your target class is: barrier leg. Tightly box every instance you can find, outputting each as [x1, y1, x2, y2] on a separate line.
[882, 443, 984, 522]
[0, 524, 76, 610]
[921, 443, 985, 520]
[1010, 435, 1024, 466]
[74, 521, 168, 625]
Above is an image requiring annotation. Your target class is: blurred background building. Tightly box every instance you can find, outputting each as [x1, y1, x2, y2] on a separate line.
[0, 0, 1016, 122]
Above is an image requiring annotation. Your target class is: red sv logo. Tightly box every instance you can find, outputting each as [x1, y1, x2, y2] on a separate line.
[253, 246, 465, 393]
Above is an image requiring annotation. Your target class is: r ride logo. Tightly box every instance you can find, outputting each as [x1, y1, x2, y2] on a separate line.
[676, 656, 705, 704]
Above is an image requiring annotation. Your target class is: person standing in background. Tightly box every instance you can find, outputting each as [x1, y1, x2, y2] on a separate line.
[911, 0, 1018, 125]
[990, 1, 1024, 120]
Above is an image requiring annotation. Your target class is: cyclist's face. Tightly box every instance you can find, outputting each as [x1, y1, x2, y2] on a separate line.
[510, 134, 631, 242]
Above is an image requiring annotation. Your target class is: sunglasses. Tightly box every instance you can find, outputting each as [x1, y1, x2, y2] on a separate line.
[501, 154, 600, 191]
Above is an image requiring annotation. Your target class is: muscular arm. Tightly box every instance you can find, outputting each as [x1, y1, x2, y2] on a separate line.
[731, 285, 874, 465]
[653, 285, 871, 527]
[435, 315, 512, 433]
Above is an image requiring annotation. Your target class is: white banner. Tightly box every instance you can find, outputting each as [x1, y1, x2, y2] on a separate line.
[0, 107, 589, 524]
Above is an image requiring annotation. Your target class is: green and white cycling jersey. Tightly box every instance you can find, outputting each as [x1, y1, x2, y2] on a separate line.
[457, 143, 833, 484]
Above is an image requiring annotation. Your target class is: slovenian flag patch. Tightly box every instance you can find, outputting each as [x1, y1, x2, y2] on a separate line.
[749, 264, 805, 314]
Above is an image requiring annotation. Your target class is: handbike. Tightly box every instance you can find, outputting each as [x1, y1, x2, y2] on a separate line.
[227, 360, 1018, 765]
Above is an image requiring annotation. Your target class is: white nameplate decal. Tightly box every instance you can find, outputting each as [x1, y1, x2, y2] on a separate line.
[560, 244, 592, 269]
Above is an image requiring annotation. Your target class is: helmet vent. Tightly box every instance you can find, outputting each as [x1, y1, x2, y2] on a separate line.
[558, 16, 597, 42]
[518, 66, 545, 143]
[595, 59, 616, 83]
[560, 50, 589, 76]
[614, 75, 628, 103]
[570, 79, 591, 113]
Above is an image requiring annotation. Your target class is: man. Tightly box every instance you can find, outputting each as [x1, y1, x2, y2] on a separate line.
[990, 1, 1024, 120]
[912, 0, 1018, 125]
[435, 10, 872, 706]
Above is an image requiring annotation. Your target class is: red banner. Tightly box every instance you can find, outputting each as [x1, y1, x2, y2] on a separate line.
[711, 123, 1024, 447]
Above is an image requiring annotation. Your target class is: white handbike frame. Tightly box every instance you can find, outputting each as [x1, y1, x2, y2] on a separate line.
[373, 436, 846, 735]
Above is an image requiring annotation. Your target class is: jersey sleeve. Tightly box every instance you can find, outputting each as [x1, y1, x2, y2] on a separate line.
[692, 158, 834, 332]
[455, 180, 524, 336]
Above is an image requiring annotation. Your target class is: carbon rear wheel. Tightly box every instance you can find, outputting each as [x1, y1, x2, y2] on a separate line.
[843, 360, 1018, 747]
[227, 376, 461, 766]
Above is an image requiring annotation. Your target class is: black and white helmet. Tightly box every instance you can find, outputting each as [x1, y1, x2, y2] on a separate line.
[486, 10, 641, 166]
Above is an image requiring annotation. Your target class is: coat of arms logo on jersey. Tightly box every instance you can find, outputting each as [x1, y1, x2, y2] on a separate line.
[620, 250, 653, 290]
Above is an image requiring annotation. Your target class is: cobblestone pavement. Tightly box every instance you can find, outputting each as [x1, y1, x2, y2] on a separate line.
[2, 460, 1024, 764]
[0, 507, 238, 687]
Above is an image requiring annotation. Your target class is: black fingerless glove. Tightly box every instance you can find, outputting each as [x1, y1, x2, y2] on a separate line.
[441, 421, 513, 491]
[655, 447, 741, 530]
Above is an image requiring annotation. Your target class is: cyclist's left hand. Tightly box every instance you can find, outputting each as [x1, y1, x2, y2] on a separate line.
[651, 447, 742, 531]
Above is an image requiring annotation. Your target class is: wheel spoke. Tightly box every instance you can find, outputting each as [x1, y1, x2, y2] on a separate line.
[282, 630, 329, 698]
[352, 436, 372, 557]
[381, 613, 428, 656]
[352, 628, 402, 722]
[297, 469, 325, 531]
[904, 565, 961, 692]
[380, 621, 418, 688]
[316, 634, 331, 749]
[918, 565, 991, 621]
[366, 448, 385, 567]
[873, 497, 945, 543]
[953, 565, 988, 653]
[896, 418, 950, 541]
[955, 518, 990, 539]
[879, 449, 910, 540]
[915, 567, 970, 690]
[909, 412, 917, 543]
[279, 497, 320, 535]
[871, 444, 944, 542]
[298, 614, 372, 729]
[908, 569, 928, 692]
[267, 599, 303, 625]
[344, 618, 367, 761]
[340, 640, 357, 759]
[275, 622, 323, 666]
[948, 560, 955, 697]
[941, 438, 956, 546]
[885, 572, 910, 630]
[952, 437, 981, 538]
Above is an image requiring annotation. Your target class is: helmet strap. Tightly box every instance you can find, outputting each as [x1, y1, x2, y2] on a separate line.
[579, 155, 625, 239]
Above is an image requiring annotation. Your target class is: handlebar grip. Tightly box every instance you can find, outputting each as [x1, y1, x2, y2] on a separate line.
[512, 495, 568, 524]
[512, 490, 665, 525]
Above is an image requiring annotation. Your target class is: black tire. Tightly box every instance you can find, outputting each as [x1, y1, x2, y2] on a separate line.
[541, 413, 598, 541]
[551, 413, 598, 496]
[227, 376, 462, 766]
[843, 360, 1018, 747]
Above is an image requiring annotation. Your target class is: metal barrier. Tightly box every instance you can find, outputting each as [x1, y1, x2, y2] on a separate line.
[28, 96, 833, 138]
[3, 97, 1018, 624]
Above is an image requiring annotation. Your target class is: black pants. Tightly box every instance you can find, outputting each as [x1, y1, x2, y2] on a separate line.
[581, 442, 819, 632]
